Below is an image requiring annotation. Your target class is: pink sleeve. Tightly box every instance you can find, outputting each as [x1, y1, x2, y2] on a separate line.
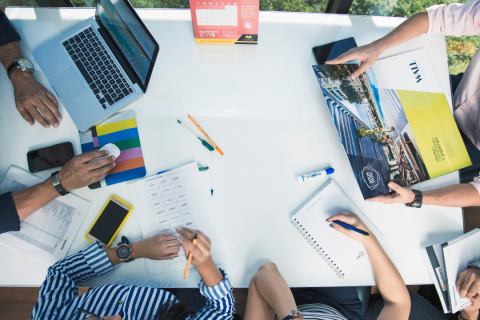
[470, 176, 480, 195]
[426, 0, 480, 36]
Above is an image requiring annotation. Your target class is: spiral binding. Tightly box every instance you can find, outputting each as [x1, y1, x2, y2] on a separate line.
[292, 218, 345, 279]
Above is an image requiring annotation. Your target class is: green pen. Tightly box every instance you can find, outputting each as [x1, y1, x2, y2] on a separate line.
[198, 167, 209, 171]
[177, 120, 215, 152]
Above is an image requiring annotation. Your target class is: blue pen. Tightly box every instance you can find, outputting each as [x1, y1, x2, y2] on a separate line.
[296, 167, 334, 183]
[332, 220, 370, 236]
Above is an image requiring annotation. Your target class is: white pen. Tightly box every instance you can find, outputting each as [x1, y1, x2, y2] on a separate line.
[296, 168, 335, 182]
[177, 120, 215, 152]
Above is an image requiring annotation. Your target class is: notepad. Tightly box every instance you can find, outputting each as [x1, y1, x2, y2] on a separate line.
[290, 180, 383, 279]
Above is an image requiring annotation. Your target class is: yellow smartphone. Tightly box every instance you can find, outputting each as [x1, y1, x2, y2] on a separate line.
[85, 196, 133, 247]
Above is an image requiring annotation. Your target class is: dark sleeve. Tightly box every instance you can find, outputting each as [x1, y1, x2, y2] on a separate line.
[0, 9, 21, 47]
[0, 191, 20, 234]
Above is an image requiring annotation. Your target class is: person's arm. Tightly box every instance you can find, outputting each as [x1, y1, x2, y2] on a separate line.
[10, 150, 116, 222]
[0, 150, 116, 235]
[0, 11, 60, 128]
[31, 241, 115, 320]
[178, 228, 235, 319]
[31, 233, 180, 319]
[325, 12, 428, 79]
[367, 181, 480, 207]
[456, 268, 480, 320]
[327, 211, 411, 320]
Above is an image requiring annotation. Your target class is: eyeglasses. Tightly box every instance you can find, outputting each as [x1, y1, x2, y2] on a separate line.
[67, 308, 104, 320]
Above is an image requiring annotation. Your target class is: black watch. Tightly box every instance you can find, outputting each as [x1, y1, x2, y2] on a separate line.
[7, 58, 35, 78]
[405, 189, 423, 208]
[116, 236, 134, 263]
[51, 171, 69, 196]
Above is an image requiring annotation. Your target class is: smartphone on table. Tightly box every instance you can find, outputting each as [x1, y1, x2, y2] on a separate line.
[27, 142, 75, 173]
[85, 196, 133, 247]
[312, 37, 357, 64]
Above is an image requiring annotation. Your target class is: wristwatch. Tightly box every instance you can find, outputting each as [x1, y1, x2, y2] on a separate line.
[405, 189, 423, 208]
[51, 171, 69, 196]
[116, 236, 134, 263]
[7, 58, 35, 78]
[468, 259, 480, 269]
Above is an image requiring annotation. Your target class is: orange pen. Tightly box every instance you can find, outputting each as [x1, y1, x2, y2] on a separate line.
[184, 232, 198, 279]
[188, 115, 224, 156]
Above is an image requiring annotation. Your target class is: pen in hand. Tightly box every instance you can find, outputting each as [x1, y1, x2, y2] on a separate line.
[184, 232, 198, 279]
[332, 220, 370, 236]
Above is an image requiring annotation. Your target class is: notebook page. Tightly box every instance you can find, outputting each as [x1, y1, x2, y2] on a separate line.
[442, 229, 480, 313]
[291, 181, 370, 278]
[128, 162, 221, 274]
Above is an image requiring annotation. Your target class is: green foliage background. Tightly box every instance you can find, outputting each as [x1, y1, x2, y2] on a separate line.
[1, 0, 477, 74]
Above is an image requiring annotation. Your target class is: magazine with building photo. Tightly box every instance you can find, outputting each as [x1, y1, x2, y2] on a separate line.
[313, 48, 471, 199]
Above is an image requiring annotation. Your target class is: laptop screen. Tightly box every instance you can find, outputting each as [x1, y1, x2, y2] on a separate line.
[97, 0, 158, 89]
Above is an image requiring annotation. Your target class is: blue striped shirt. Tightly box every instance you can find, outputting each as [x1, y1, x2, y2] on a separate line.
[31, 241, 235, 320]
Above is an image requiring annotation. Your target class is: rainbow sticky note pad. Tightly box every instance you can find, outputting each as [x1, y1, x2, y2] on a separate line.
[80, 110, 146, 189]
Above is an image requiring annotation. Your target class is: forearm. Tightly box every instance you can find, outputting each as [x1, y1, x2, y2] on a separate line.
[0, 41, 22, 69]
[364, 236, 410, 305]
[11, 179, 59, 221]
[423, 184, 480, 207]
[196, 257, 224, 287]
[373, 12, 429, 53]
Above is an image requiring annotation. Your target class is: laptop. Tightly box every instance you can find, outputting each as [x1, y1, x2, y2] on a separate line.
[33, 0, 159, 132]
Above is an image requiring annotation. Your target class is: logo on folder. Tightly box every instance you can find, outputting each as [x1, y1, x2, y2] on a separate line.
[409, 60, 423, 83]
[245, 35, 252, 39]
[361, 166, 380, 190]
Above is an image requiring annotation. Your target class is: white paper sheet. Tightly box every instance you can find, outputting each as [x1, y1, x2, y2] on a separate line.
[128, 162, 221, 274]
[0, 166, 90, 265]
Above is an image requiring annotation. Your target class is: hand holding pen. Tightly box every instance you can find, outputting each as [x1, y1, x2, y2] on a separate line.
[177, 227, 224, 286]
[326, 211, 373, 244]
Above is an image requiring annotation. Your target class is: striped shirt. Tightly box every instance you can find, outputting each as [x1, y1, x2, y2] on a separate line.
[298, 303, 348, 320]
[31, 241, 235, 320]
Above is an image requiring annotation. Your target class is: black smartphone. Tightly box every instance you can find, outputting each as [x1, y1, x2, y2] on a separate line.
[312, 37, 357, 64]
[27, 142, 75, 173]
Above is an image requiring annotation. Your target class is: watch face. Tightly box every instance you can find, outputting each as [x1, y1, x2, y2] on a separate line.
[17, 58, 34, 70]
[117, 245, 130, 259]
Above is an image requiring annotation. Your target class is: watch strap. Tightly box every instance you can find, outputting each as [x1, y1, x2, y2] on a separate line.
[405, 189, 423, 208]
[7, 60, 19, 78]
[50, 171, 69, 196]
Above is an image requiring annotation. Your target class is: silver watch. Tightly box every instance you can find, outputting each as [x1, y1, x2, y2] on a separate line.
[468, 259, 480, 269]
[7, 58, 35, 78]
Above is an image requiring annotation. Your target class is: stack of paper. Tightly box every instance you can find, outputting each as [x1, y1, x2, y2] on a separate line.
[0, 166, 90, 265]
[128, 162, 221, 274]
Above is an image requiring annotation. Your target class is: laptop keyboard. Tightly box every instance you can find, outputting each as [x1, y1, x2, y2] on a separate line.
[62, 27, 134, 109]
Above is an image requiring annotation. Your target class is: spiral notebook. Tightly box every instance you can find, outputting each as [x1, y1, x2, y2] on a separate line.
[290, 180, 383, 279]
[442, 228, 480, 313]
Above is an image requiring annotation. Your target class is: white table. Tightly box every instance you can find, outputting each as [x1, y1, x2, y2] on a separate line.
[0, 7, 463, 288]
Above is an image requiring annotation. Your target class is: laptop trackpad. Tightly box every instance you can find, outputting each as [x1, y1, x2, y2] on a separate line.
[51, 67, 86, 102]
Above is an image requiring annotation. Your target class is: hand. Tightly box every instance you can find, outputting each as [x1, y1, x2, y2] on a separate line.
[366, 181, 415, 204]
[178, 227, 213, 268]
[325, 42, 384, 79]
[457, 268, 480, 300]
[10, 71, 61, 128]
[326, 210, 372, 244]
[57, 150, 116, 192]
[133, 233, 181, 260]
[461, 293, 480, 320]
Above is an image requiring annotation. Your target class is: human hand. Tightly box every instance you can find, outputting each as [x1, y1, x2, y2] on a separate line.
[325, 42, 384, 79]
[366, 181, 415, 204]
[57, 150, 116, 192]
[132, 233, 181, 260]
[10, 71, 60, 128]
[326, 210, 373, 244]
[178, 227, 213, 268]
[461, 293, 480, 320]
[457, 268, 480, 301]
